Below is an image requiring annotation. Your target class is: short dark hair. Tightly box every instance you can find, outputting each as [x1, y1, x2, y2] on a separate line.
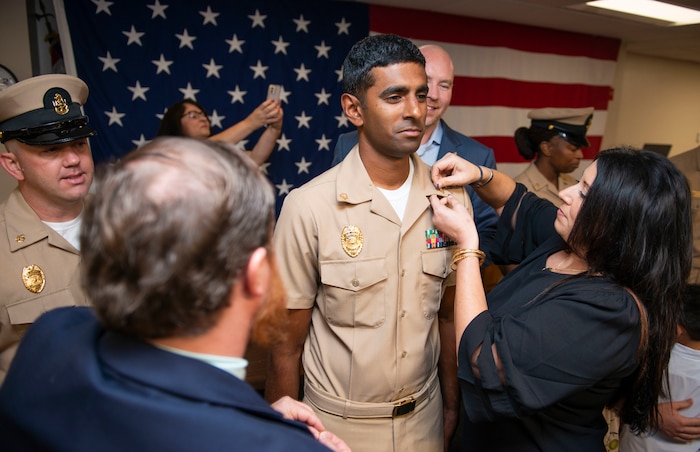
[156, 99, 209, 137]
[567, 147, 692, 432]
[342, 34, 425, 101]
[681, 284, 700, 340]
[80, 137, 275, 338]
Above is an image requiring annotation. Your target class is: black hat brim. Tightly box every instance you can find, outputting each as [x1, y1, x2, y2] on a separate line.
[2, 116, 96, 146]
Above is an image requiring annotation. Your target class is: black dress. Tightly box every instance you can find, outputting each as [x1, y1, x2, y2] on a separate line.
[458, 185, 641, 451]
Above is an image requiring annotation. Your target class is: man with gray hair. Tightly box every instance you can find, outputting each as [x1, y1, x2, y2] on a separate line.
[0, 137, 348, 452]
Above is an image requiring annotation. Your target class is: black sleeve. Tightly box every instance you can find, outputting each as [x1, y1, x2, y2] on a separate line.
[490, 183, 558, 265]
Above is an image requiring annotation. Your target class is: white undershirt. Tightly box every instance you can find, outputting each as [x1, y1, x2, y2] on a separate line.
[155, 343, 249, 380]
[43, 214, 83, 251]
[377, 158, 414, 221]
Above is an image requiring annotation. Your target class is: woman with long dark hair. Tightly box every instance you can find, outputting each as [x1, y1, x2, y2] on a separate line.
[429, 147, 692, 451]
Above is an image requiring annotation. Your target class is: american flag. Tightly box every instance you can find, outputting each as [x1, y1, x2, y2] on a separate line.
[57, 1, 619, 211]
[57, 0, 367, 214]
[366, 5, 620, 176]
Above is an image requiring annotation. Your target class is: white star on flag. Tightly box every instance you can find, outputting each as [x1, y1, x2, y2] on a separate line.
[128, 81, 150, 101]
[200, 6, 219, 26]
[147, 0, 168, 19]
[228, 85, 247, 104]
[123, 26, 144, 46]
[249, 9, 267, 28]
[104, 106, 125, 126]
[98, 51, 120, 72]
[295, 157, 312, 174]
[275, 179, 294, 195]
[295, 111, 312, 129]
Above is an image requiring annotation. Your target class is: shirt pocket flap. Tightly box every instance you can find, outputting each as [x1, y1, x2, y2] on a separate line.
[5, 290, 76, 325]
[320, 257, 387, 292]
[421, 249, 451, 279]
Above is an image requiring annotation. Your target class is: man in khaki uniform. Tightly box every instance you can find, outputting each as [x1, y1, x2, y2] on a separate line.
[266, 34, 471, 451]
[514, 107, 593, 205]
[0, 74, 96, 383]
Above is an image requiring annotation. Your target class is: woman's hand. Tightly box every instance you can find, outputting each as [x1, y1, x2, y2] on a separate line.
[429, 194, 479, 249]
[267, 104, 284, 131]
[248, 99, 283, 129]
[431, 153, 483, 189]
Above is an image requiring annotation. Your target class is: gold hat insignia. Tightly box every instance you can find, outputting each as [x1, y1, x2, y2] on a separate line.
[22, 264, 46, 294]
[341, 225, 363, 258]
[52, 92, 69, 115]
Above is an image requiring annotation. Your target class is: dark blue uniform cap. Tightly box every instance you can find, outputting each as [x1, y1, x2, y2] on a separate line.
[528, 107, 594, 148]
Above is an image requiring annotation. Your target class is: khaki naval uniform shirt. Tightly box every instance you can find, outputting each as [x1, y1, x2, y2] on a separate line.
[275, 147, 470, 451]
[0, 189, 89, 383]
[670, 146, 700, 283]
[514, 162, 576, 206]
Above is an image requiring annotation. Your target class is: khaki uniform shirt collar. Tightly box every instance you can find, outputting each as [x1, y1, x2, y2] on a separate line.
[335, 145, 444, 208]
[3, 189, 79, 254]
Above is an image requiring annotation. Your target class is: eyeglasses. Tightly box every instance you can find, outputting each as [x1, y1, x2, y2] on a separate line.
[181, 111, 207, 120]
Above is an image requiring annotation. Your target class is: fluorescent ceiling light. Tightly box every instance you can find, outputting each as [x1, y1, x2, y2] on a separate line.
[586, 0, 700, 25]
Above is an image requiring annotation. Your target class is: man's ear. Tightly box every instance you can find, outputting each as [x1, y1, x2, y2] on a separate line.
[244, 247, 270, 299]
[341, 93, 364, 128]
[0, 149, 24, 181]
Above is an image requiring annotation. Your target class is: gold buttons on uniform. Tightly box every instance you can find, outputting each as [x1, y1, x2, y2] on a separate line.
[15, 234, 25, 243]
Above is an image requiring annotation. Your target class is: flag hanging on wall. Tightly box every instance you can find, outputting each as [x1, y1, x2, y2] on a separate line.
[56, 0, 368, 214]
[368, 5, 620, 165]
[56, 0, 619, 212]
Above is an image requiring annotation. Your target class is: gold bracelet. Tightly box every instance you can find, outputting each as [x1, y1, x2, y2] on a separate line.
[473, 167, 494, 188]
[450, 248, 486, 270]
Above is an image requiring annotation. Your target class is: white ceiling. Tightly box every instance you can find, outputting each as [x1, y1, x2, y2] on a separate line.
[356, 0, 700, 64]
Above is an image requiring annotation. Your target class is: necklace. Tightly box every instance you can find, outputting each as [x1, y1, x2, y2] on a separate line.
[542, 252, 588, 274]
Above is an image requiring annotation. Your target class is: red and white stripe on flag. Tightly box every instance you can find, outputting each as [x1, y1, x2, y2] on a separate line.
[369, 5, 620, 163]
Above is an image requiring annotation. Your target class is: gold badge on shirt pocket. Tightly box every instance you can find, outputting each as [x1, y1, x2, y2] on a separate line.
[22, 264, 46, 294]
[341, 225, 363, 258]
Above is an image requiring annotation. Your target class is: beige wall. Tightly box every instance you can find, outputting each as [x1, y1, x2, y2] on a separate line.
[0, 2, 32, 201]
[603, 44, 700, 158]
[1, 2, 700, 200]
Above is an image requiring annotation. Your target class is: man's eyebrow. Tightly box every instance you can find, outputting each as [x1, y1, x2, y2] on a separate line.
[379, 85, 409, 97]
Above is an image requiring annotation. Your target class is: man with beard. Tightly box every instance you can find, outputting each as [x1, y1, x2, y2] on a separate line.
[0, 138, 349, 452]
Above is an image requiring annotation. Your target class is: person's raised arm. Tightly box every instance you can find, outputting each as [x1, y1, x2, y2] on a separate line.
[210, 99, 281, 145]
[429, 194, 486, 346]
[247, 106, 283, 165]
[431, 153, 516, 215]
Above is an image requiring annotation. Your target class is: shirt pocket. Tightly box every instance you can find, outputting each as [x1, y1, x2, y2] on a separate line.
[320, 257, 387, 328]
[5, 288, 77, 325]
[419, 249, 451, 320]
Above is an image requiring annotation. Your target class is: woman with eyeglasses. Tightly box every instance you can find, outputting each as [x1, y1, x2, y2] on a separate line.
[157, 98, 283, 165]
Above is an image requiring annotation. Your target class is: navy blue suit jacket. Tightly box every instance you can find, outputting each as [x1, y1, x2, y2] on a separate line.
[0, 307, 329, 452]
[331, 121, 499, 259]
